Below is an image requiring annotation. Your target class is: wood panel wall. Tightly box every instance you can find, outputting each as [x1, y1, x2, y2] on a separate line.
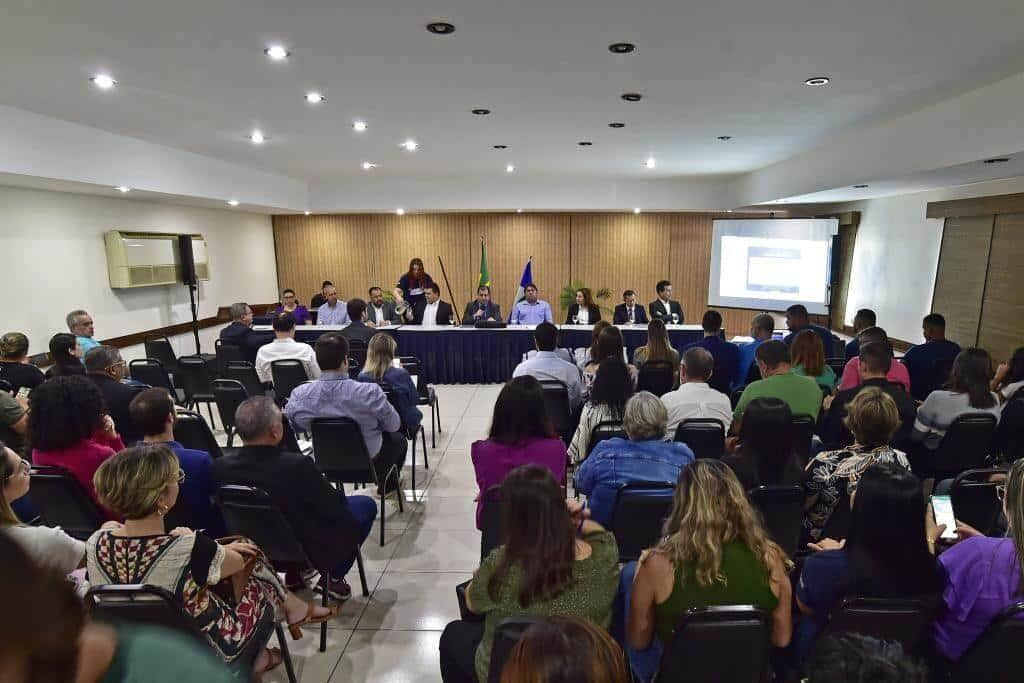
[931, 216, 995, 347]
[977, 214, 1024, 362]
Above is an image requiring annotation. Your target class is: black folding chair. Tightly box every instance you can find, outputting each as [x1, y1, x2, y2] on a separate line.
[950, 601, 1024, 682]
[399, 356, 441, 449]
[479, 487, 503, 562]
[748, 485, 804, 559]
[539, 379, 574, 445]
[271, 359, 309, 405]
[144, 335, 180, 382]
[383, 386, 427, 498]
[730, 387, 745, 410]
[995, 394, 1024, 462]
[819, 596, 937, 658]
[311, 417, 403, 546]
[819, 492, 852, 542]
[610, 482, 676, 562]
[933, 413, 999, 480]
[129, 358, 176, 397]
[791, 414, 816, 465]
[347, 339, 368, 369]
[214, 338, 245, 375]
[825, 357, 847, 379]
[951, 468, 1007, 537]
[173, 408, 225, 459]
[176, 355, 218, 427]
[29, 465, 103, 540]
[212, 379, 248, 447]
[656, 606, 771, 682]
[224, 361, 265, 399]
[637, 360, 676, 397]
[487, 616, 543, 683]
[0, 379, 12, 394]
[586, 420, 627, 458]
[673, 419, 725, 460]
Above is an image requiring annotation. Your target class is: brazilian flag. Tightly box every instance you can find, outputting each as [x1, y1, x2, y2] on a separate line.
[478, 238, 490, 288]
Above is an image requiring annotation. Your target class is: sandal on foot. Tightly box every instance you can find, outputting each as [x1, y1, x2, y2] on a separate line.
[287, 601, 339, 639]
[253, 647, 284, 677]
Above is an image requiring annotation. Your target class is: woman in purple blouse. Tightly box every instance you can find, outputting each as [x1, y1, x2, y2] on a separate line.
[934, 459, 1024, 662]
[471, 376, 567, 529]
[274, 288, 310, 325]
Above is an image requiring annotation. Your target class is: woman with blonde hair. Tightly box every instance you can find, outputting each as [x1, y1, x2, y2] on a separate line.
[632, 318, 680, 370]
[790, 328, 836, 392]
[500, 615, 629, 683]
[357, 332, 422, 431]
[624, 459, 792, 682]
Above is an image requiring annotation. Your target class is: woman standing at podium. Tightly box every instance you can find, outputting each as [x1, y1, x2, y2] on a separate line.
[393, 258, 433, 323]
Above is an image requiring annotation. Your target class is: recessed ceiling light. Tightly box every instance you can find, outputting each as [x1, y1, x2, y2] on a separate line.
[401, 139, 418, 151]
[633, 208, 642, 214]
[90, 74, 117, 90]
[577, 141, 593, 146]
[493, 144, 508, 150]
[644, 156, 657, 169]
[249, 130, 266, 144]
[304, 211, 311, 216]
[352, 120, 368, 132]
[227, 199, 240, 207]
[361, 161, 378, 170]
[984, 157, 1011, 164]
[804, 76, 830, 86]
[506, 164, 515, 173]
[426, 22, 455, 35]
[608, 122, 626, 128]
[609, 43, 636, 54]
[717, 135, 733, 141]
[264, 45, 290, 61]
[396, 208, 406, 216]
[471, 108, 491, 115]
[115, 186, 130, 193]
[304, 91, 325, 104]
[621, 92, 643, 102]
[516, 209, 523, 213]
[853, 184, 869, 188]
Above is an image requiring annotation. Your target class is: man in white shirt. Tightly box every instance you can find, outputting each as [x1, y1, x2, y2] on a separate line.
[419, 283, 453, 326]
[512, 322, 585, 410]
[661, 347, 733, 437]
[255, 312, 322, 383]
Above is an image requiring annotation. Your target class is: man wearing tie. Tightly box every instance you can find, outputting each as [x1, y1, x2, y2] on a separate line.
[648, 280, 685, 324]
[462, 285, 502, 324]
[613, 290, 648, 325]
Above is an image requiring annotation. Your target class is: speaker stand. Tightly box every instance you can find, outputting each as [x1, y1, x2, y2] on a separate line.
[187, 282, 201, 355]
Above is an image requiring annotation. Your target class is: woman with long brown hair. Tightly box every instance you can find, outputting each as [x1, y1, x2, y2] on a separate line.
[394, 257, 433, 322]
[566, 288, 602, 325]
[790, 329, 836, 392]
[624, 460, 792, 681]
[913, 347, 1001, 450]
[584, 325, 636, 390]
[575, 319, 611, 368]
[632, 318, 679, 370]
[500, 616, 629, 683]
[439, 465, 620, 683]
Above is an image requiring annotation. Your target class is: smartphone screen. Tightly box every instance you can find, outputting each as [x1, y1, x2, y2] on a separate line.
[931, 495, 958, 540]
[391, 358, 401, 368]
[15, 386, 30, 400]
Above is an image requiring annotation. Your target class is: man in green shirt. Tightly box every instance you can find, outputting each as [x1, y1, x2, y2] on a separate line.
[732, 339, 822, 433]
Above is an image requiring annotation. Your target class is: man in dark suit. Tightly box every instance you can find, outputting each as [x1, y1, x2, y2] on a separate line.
[613, 289, 648, 325]
[211, 396, 377, 600]
[462, 285, 502, 324]
[416, 283, 454, 325]
[218, 302, 272, 362]
[342, 299, 377, 343]
[649, 280, 685, 324]
[84, 345, 145, 445]
[683, 310, 740, 395]
[366, 286, 401, 326]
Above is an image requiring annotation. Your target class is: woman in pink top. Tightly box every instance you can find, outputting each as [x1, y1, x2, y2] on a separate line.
[30, 376, 124, 519]
[472, 376, 567, 528]
[838, 327, 912, 394]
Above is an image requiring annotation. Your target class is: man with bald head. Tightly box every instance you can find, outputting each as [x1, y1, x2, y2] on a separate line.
[660, 346, 734, 436]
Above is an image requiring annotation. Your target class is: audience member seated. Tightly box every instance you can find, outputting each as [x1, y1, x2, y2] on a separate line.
[568, 358, 633, 464]
[934, 457, 1024, 663]
[803, 633, 928, 683]
[310, 280, 333, 311]
[623, 460, 792, 682]
[463, 285, 503, 324]
[316, 284, 351, 325]
[819, 342, 917, 451]
[736, 312, 775, 389]
[0, 331, 45, 394]
[500, 616, 630, 683]
[46, 332, 85, 378]
[0, 385, 28, 457]
[723, 398, 804, 491]
[912, 347, 1001, 451]
[838, 326, 912, 394]
[439, 465, 619, 683]
[30, 375, 123, 517]
[367, 286, 402, 326]
[576, 392, 694, 526]
[796, 463, 942, 658]
[274, 288, 310, 324]
[992, 346, 1024, 403]
[632, 318, 679, 370]
[285, 332, 407, 494]
[843, 308, 877, 361]
[803, 388, 911, 542]
[0, 531, 239, 683]
[648, 280, 684, 324]
[255, 312, 321, 384]
[85, 345, 142, 445]
[513, 322, 585, 411]
[1, 441, 90, 572]
[129, 388, 217, 532]
[509, 283, 554, 324]
[67, 308, 100, 358]
[790, 329, 837, 393]
[574, 319, 611, 368]
[357, 333, 423, 432]
[212, 397, 376, 600]
[218, 302, 271, 363]
[583, 325, 636, 390]
[683, 310, 740, 394]
[565, 287, 603, 325]
[89, 445, 337, 677]
[733, 340, 823, 433]
[472, 376, 566, 528]
[342, 298, 377, 343]
[613, 289, 648, 326]
[661, 347, 733, 437]
[783, 304, 835, 356]
[903, 313, 963, 401]
[418, 283, 455, 326]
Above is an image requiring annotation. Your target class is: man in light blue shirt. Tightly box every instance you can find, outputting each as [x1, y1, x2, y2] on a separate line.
[509, 283, 553, 324]
[512, 322, 584, 410]
[735, 312, 775, 389]
[66, 309, 100, 358]
[316, 285, 350, 325]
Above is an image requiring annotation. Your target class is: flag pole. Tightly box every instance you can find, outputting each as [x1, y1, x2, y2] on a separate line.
[437, 256, 464, 326]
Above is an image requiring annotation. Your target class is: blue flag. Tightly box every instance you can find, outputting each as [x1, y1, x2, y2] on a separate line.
[510, 258, 533, 321]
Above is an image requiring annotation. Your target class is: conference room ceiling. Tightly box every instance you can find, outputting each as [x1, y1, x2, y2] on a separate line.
[3, 0, 1024, 192]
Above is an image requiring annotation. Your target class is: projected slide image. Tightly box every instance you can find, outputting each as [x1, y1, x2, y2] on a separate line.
[745, 246, 801, 294]
[718, 235, 828, 304]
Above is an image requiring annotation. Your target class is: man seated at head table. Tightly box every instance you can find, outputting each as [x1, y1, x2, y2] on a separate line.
[316, 284, 351, 325]
[648, 280, 684, 324]
[509, 283, 554, 324]
[418, 283, 455, 326]
[366, 286, 402, 326]
[463, 285, 503, 324]
[613, 289, 648, 325]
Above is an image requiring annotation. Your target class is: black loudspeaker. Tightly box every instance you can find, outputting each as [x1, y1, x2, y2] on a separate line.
[829, 233, 843, 287]
[178, 235, 197, 285]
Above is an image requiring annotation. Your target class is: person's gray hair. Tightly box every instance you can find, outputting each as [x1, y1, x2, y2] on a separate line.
[234, 396, 282, 442]
[66, 309, 89, 331]
[752, 313, 774, 335]
[84, 345, 122, 373]
[229, 302, 250, 321]
[623, 391, 668, 441]
[681, 347, 714, 381]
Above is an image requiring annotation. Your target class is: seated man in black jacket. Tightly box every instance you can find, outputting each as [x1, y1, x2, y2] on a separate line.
[818, 342, 916, 451]
[211, 396, 377, 600]
[84, 345, 144, 445]
[218, 302, 273, 362]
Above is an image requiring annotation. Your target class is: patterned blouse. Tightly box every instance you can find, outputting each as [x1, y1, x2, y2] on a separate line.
[803, 444, 911, 540]
[87, 530, 286, 666]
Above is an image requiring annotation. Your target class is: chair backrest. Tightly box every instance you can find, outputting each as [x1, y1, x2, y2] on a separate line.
[144, 336, 179, 372]
[0, 378, 11, 394]
[730, 387, 745, 410]
[951, 468, 1006, 537]
[29, 466, 103, 540]
[487, 616, 543, 683]
[172, 409, 223, 458]
[934, 413, 999, 477]
[214, 338, 245, 374]
[214, 485, 310, 567]
[952, 602, 1024, 683]
[996, 395, 1024, 462]
[398, 356, 428, 397]
[610, 482, 676, 562]
[129, 358, 175, 394]
[819, 491, 852, 541]
[281, 414, 303, 453]
[747, 485, 804, 559]
[224, 361, 264, 399]
[270, 359, 309, 403]
[348, 339, 369, 368]
[673, 418, 725, 460]
[586, 420, 626, 457]
[820, 596, 937, 657]
[176, 355, 215, 400]
[791, 414, 816, 464]
[85, 584, 205, 645]
[637, 360, 676, 397]
[479, 487, 503, 561]
[825, 357, 847, 379]
[310, 417, 376, 484]
[656, 606, 771, 682]
[538, 380, 573, 443]
[212, 379, 248, 431]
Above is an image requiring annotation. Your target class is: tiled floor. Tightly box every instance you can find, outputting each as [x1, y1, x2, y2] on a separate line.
[255, 383, 499, 683]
